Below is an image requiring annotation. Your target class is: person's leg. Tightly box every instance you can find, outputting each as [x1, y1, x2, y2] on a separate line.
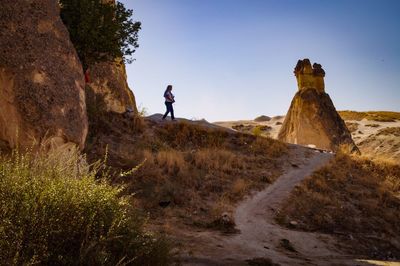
[170, 104, 175, 120]
[162, 102, 170, 119]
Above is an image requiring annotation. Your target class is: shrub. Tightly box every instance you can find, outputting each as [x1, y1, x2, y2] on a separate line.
[252, 126, 262, 137]
[339, 111, 400, 122]
[0, 148, 171, 265]
[59, 0, 141, 70]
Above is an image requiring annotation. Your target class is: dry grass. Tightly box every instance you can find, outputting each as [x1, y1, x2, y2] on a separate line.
[278, 151, 400, 258]
[339, 111, 400, 122]
[365, 123, 380, 128]
[376, 127, 400, 137]
[84, 115, 289, 235]
[154, 121, 228, 149]
[345, 122, 359, 133]
[103, 121, 290, 230]
[193, 148, 245, 172]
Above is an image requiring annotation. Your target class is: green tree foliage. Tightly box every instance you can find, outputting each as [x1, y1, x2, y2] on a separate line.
[59, 0, 141, 70]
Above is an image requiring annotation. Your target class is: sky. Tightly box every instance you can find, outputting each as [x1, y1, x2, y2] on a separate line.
[120, 0, 400, 122]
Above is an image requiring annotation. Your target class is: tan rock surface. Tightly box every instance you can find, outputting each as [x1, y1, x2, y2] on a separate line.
[85, 0, 138, 114]
[0, 0, 88, 149]
[294, 58, 325, 92]
[87, 60, 137, 114]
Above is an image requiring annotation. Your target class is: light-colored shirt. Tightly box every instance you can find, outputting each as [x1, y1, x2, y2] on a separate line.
[164, 91, 175, 103]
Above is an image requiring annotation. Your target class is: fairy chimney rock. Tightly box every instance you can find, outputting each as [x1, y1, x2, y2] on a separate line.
[278, 59, 358, 153]
[294, 59, 325, 92]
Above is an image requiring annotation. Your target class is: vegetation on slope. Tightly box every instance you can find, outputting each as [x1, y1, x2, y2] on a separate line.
[357, 127, 400, 163]
[339, 111, 400, 122]
[278, 151, 400, 259]
[86, 117, 289, 230]
[0, 148, 171, 265]
[376, 127, 400, 137]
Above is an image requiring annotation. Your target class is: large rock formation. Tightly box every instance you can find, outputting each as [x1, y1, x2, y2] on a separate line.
[85, 0, 138, 114]
[278, 59, 358, 152]
[86, 60, 137, 114]
[0, 0, 88, 150]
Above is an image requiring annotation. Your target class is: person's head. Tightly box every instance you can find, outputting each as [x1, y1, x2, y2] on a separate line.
[167, 85, 173, 91]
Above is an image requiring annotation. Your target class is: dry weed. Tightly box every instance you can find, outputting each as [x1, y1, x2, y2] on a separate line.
[193, 148, 244, 172]
[231, 178, 249, 198]
[279, 152, 400, 258]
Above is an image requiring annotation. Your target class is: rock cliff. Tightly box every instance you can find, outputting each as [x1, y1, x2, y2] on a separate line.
[278, 59, 358, 152]
[84, 0, 138, 114]
[0, 0, 88, 150]
[86, 60, 137, 114]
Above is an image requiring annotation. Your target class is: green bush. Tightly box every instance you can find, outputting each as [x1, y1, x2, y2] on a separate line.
[60, 0, 141, 70]
[252, 126, 262, 137]
[0, 148, 171, 265]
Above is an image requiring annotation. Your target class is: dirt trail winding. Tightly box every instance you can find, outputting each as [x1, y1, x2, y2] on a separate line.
[181, 148, 369, 266]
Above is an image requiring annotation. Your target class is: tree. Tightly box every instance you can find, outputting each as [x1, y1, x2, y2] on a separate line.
[59, 0, 141, 71]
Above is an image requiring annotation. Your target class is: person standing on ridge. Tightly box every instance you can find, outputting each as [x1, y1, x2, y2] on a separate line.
[162, 85, 175, 120]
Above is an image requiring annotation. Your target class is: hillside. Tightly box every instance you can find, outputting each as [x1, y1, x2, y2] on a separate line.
[215, 111, 400, 162]
[85, 113, 290, 230]
[278, 151, 400, 260]
[83, 111, 400, 265]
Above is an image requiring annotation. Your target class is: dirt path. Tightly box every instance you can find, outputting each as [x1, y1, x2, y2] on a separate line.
[180, 149, 369, 266]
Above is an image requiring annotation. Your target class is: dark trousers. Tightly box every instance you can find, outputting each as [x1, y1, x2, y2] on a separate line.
[163, 102, 174, 120]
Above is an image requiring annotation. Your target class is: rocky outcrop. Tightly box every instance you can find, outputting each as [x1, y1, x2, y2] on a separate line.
[278, 59, 358, 152]
[0, 0, 88, 149]
[254, 115, 271, 122]
[84, 0, 137, 114]
[86, 60, 137, 114]
[294, 59, 325, 92]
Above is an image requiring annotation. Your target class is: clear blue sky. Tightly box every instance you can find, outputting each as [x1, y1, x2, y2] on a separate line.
[120, 0, 400, 122]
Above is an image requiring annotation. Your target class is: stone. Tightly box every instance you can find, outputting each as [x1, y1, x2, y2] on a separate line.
[278, 59, 359, 153]
[221, 212, 233, 224]
[254, 115, 271, 122]
[294, 59, 325, 92]
[86, 60, 137, 114]
[0, 0, 88, 150]
[85, 0, 138, 115]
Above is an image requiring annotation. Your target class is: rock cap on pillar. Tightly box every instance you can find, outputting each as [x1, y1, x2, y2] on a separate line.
[294, 58, 325, 92]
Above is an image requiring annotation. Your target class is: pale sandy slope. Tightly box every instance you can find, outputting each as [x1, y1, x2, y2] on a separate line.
[346, 119, 400, 161]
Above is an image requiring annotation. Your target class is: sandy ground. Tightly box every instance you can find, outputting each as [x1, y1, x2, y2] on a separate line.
[214, 116, 285, 139]
[177, 147, 377, 266]
[347, 119, 400, 142]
